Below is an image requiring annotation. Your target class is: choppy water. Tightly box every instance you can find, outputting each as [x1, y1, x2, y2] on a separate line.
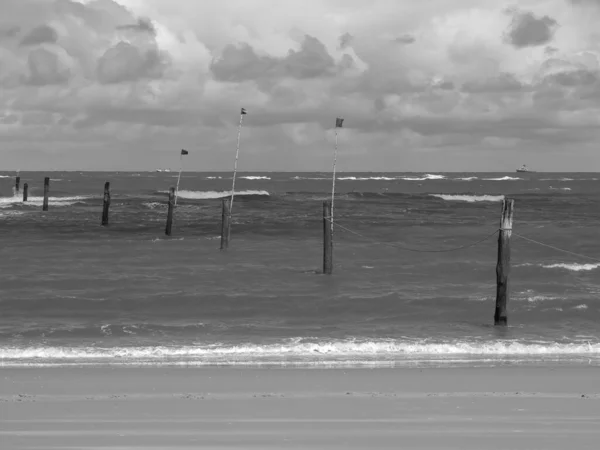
[1, 171, 599, 368]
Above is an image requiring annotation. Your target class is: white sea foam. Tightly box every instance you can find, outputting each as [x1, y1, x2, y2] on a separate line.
[292, 176, 330, 180]
[338, 176, 396, 181]
[2, 340, 599, 361]
[542, 263, 600, 271]
[206, 176, 222, 179]
[430, 194, 504, 203]
[172, 190, 270, 200]
[483, 176, 521, 181]
[400, 174, 446, 181]
[549, 186, 572, 191]
[0, 195, 90, 208]
[240, 176, 270, 180]
[455, 177, 478, 181]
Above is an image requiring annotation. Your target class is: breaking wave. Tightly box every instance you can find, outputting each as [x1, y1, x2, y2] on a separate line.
[171, 190, 270, 200]
[483, 176, 521, 181]
[240, 176, 271, 180]
[2, 339, 599, 367]
[0, 195, 90, 208]
[430, 194, 505, 203]
[542, 263, 600, 272]
[400, 174, 446, 181]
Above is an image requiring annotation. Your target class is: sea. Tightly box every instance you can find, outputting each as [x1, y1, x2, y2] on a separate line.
[1, 171, 599, 369]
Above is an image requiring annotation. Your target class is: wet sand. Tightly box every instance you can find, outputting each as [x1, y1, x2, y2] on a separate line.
[1, 366, 599, 449]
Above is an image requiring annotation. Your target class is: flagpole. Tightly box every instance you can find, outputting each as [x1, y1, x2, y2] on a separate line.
[175, 153, 183, 206]
[331, 128, 339, 233]
[230, 111, 245, 214]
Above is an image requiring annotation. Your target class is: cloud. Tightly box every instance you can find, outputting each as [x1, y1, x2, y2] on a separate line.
[117, 17, 156, 35]
[1, 0, 600, 171]
[96, 41, 169, 84]
[211, 35, 336, 82]
[23, 48, 71, 85]
[19, 25, 58, 46]
[394, 34, 416, 44]
[504, 9, 558, 48]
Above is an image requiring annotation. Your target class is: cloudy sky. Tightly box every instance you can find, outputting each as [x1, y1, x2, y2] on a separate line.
[2, 0, 600, 171]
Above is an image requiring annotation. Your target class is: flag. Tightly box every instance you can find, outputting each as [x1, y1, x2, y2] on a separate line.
[181, 149, 188, 155]
[241, 108, 247, 115]
[335, 117, 344, 128]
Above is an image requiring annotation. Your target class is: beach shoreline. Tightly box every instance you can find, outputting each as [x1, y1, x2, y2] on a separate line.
[2, 365, 599, 449]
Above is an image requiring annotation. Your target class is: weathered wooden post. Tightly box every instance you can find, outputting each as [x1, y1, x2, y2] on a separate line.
[494, 198, 514, 326]
[220, 198, 231, 250]
[15, 176, 20, 194]
[22, 183, 28, 202]
[323, 200, 333, 275]
[42, 177, 50, 211]
[101, 181, 110, 226]
[165, 187, 175, 236]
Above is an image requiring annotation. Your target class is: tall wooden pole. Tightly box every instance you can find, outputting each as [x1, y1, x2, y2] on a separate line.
[42, 177, 50, 211]
[494, 198, 514, 326]
[23, 183, 28, 202]
[323, 200, 333, 275]
[220, 198, 231, 250]
[165, 187, 175, 236]
[101, 181, 111, 226]
[15, 176, 20, 195]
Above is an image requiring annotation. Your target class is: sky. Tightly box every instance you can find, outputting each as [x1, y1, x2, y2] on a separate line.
[2, 0, 600, 171]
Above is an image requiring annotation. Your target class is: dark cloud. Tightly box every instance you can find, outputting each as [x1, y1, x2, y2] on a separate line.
[462, 73, 524, 93]
[544, 46, 558, 56]
[96, 41, 168, 84]
[117, 17, 156, 35]
[436, 80, 455, 90]
[23, 48, 70, 85]
[0, 113, 19, 125]
[19, 24, 58, 46]
[339, 32, 353, 49]
[505, 10, 558, 48]
[211, 35, 335, 82]
[0, 25, 20, 39]
[545, 68, 598, 86]
[394, 34, 415, 44]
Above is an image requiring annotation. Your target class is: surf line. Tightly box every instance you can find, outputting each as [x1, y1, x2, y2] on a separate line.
[331, 117, 344, 233]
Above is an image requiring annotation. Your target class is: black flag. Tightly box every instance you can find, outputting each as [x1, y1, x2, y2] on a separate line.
[241, 108, 247, 115]
[181, 149, 188, 155]
[335, 117, 344, 128]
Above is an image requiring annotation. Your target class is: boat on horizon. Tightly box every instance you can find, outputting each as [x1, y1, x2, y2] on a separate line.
[516, 164, 535, 173]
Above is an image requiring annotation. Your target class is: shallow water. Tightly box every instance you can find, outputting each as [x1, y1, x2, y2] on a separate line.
[1, 171, 599, 367]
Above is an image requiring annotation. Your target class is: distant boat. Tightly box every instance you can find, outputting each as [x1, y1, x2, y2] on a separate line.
[516, 165, 535, 173]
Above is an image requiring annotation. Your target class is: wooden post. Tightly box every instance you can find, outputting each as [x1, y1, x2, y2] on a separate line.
[494, 198, 514, 326]
[220, 198, 231, 250]
[23, 183, 28, 202]
[323, 200, 333, 275]
[165, 187, 175, 236]
[42, 177, 50, 211]
[101, 181, 110, 226]
[15, 176, 20, 194]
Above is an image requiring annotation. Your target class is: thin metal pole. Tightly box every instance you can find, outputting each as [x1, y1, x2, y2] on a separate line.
[331, 129, 338, 233]
[175, 154, 183, 206]
[230, 113, 245, 214]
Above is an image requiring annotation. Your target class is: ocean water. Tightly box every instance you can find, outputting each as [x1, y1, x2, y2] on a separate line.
[1, 171, 599, 368]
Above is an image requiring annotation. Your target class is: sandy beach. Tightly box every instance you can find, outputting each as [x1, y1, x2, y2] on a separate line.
[1, 365, 599, 449]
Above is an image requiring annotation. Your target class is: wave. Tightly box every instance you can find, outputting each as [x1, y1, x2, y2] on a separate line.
[483, 176, 521, 181]
[2, 339, 600, 363]
[338, 176, 396, 181]
[171, 190, 270, 200]
[542, 263, 600, 272]
[430, 194, 504, 203]
[291, 176, 330, 180]
[454, 177, 478, 181]
[240, 176, 270, 180]
[550, 186, 572, 191]
[400, 174, 446, 181]
[0, 195, 90, 208]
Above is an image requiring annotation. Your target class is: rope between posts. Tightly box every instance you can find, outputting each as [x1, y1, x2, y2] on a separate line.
[513, 233, 600, 263]
[327, 219, 499, 253]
